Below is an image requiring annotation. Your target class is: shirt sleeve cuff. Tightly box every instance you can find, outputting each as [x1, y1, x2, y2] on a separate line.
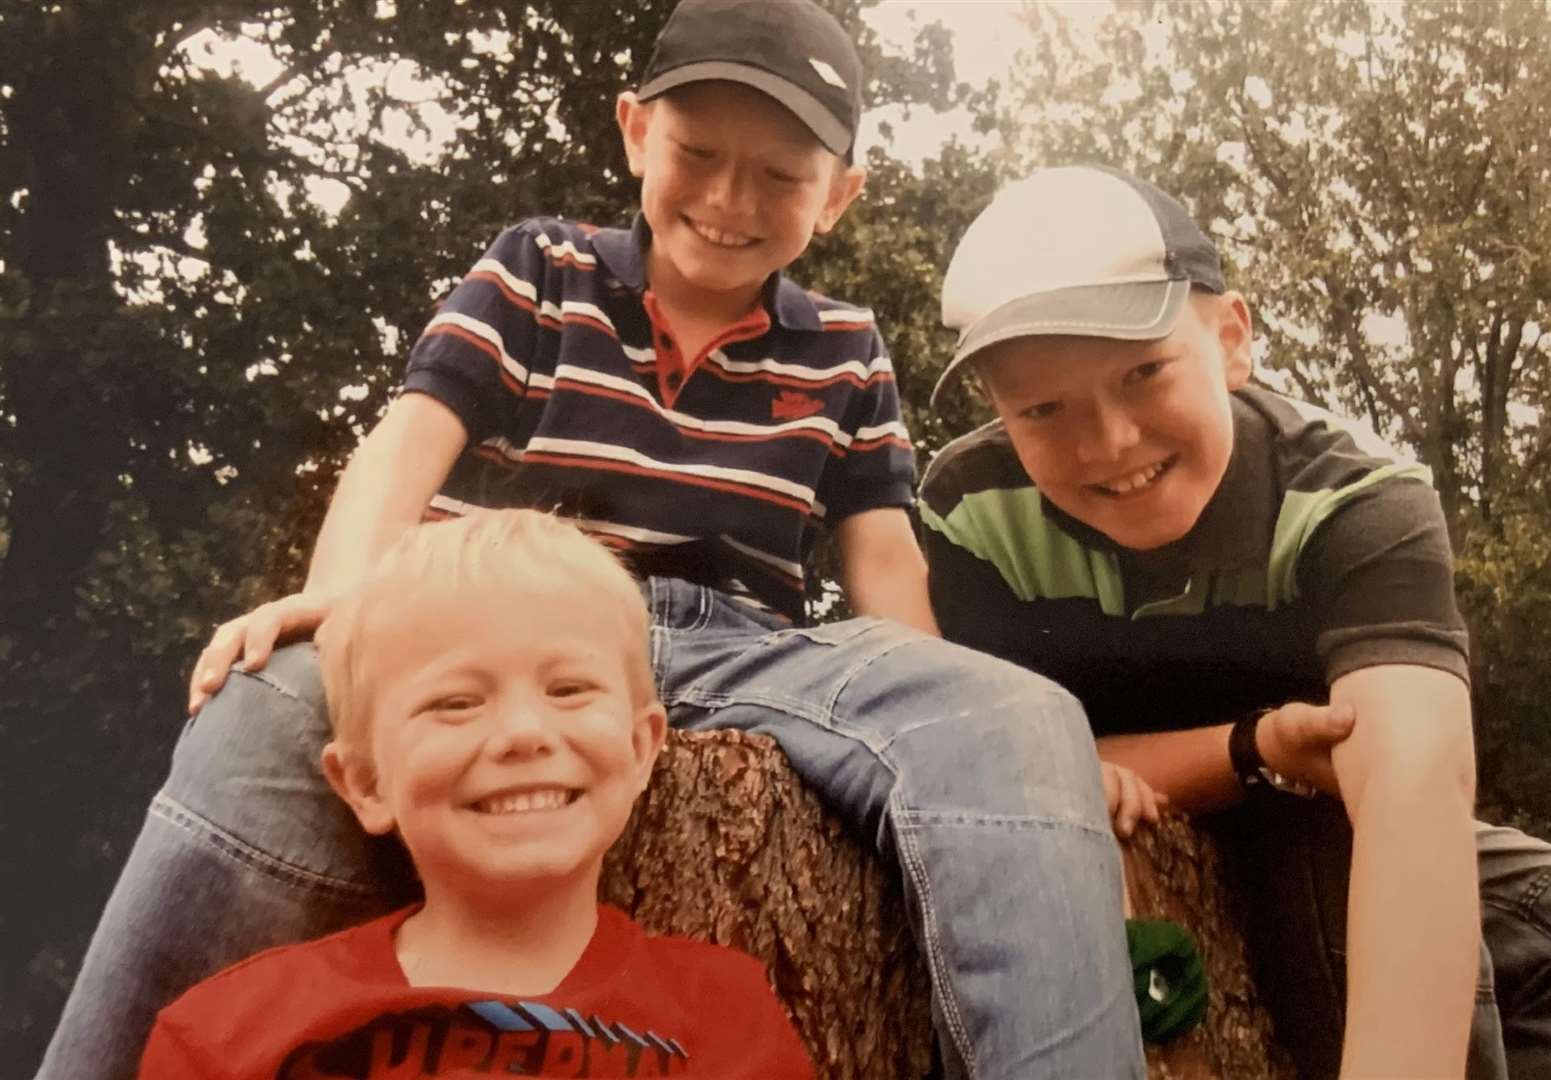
[822, 478, 915, 524]
[400, 368, 488, 442]
[1325, 637, 1471, 688]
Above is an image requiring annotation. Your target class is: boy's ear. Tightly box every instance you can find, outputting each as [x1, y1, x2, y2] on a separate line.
[616, 91, 651, 180]
[629, 702, 669, 794]
[321, 741, 396, 836]
[1215, 291, 1254, 389]
[814, 163, 866, 235]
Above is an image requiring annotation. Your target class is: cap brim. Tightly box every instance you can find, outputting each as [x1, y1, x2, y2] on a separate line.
[637, 61, 852, 156]
[929, 279, 1191, 410]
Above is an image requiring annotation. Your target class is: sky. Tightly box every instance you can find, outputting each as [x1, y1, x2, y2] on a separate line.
[860, 0, 1048, 162]
[180, 1, 1112, 211]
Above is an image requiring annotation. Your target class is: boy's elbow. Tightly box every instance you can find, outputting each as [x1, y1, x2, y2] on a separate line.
[1342, 713, 1476, 825]
[1331, 666, 1476, 817]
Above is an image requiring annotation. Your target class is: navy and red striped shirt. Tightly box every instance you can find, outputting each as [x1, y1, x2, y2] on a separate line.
[402, 216, 914, 621]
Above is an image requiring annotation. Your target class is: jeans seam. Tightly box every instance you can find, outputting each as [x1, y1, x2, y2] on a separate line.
[896, 808, 1114, 838]
[650, 578, 713, 632]
[665, 684, 877, 742]
[152, 792, 382, 899]
[1483, 867, 1551, 936]
[891, 789, 978, 1080]
[663, 619, 906, 743]
[243, 668, 308, 702]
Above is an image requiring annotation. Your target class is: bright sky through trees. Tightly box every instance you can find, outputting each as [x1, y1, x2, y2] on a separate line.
[175, 1, 1118, 213]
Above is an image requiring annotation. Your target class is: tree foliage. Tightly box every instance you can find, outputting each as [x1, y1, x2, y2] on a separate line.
[982, 0, 1551, 829]
[6, 0, 1548, 1069]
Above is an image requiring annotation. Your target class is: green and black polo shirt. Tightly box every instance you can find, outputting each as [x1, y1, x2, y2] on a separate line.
[919, 386, 1469, 737]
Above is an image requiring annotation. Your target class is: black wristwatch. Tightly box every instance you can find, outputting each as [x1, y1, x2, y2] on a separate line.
[1229, 711, 1318, 798]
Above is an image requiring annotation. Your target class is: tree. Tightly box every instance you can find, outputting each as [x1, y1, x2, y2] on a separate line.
[954, 0, 1551, 829]
[0, 2, 985, 1068]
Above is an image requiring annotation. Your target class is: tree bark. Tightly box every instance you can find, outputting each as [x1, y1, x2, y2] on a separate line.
[602, 729, 1294, 1080]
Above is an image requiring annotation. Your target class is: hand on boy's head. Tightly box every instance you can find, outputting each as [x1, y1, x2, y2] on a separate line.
[188, 590, 336, 714]
[1101, 761, 1164, 839]
[1256, 700, 1358, 798]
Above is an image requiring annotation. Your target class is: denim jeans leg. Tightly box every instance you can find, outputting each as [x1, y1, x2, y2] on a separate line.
[1217, 794, 1508, 1080]
[35, 644, 417, 1080]
[1477, 822, 1551, 1077]
[648, 579, 1143, 1080]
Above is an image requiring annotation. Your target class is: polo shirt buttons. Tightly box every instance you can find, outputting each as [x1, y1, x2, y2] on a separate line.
[665, 372, 683, 390]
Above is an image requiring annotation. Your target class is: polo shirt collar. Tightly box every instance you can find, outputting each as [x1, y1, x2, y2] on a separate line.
[1041, 391, 1275, 573]
[592, 214, 824, 331]
[591, 216, 651, 291]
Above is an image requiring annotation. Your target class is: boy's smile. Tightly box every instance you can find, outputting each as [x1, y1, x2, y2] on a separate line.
[617, 80, 864, 320]
[324, 582, 664, 901]
[977, 293, 1253, 552]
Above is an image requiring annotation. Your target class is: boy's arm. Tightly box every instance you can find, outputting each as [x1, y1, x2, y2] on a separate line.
[188, 392, 466, 709]
[1101, 668, 1477, 1075]
[834, 507, 940, 635]
[1329, 663, 1477, 1078]
[1096, 699, 1355, 815]
[305, 392, 467, 594]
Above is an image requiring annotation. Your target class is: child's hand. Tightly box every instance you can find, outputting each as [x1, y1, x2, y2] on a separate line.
[1256, 700, 1357, 797]
[1101, 761, 1164, 839]
[187, 591, 335, 714]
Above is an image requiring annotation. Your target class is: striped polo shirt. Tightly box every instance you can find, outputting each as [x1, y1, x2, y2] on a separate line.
[920, 387, 1468, 736]
[401, 216, 914, 622]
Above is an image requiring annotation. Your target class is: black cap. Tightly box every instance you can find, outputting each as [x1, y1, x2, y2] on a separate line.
[637, 0, 862, 157]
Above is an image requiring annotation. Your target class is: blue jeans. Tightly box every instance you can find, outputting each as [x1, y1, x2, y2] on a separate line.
[1218, 792, 1551, 1079]
[38, 579, 1143, 1080]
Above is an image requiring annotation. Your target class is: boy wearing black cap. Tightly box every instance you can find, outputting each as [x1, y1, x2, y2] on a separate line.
[922, 165, 1551, 1078]
[41, 7, 1145, 1080]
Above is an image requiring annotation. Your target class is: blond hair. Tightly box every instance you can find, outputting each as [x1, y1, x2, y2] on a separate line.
[316, 510, 654, 752]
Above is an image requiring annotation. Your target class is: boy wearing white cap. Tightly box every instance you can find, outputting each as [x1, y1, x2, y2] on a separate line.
[922, 165, 1551, 1078]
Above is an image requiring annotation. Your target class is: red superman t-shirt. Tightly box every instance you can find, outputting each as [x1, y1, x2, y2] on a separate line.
[138, 905, 813, 1079]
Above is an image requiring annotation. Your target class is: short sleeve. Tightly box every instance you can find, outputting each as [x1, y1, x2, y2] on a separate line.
[816, 327, 915, 524]
[1298, 477, 1470, 685]
[138, 1016, 209, 1080]
[401, 223, 547, 443]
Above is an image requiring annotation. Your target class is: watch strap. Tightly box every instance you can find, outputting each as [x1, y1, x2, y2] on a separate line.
[1229, 710, 1319, 798]
[1228, 712, 1267, 792]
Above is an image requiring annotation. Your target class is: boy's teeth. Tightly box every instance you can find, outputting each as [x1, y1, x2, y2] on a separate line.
[475, 788, 572, 814]
[690, 220, 754, 247]
[1100, 461, 1166, 495]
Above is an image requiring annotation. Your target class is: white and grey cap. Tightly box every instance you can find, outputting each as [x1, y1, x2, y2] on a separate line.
[930, 165, 1225, 409]
[637, 0, 863, 159]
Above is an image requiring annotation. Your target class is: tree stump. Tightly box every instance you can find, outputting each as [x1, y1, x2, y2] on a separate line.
[601, 729, 1294, 1079]
[1123, 818, 1297, 1080]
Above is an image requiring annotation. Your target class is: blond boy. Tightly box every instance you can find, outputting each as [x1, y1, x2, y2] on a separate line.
[138, 511, 814, 1078]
